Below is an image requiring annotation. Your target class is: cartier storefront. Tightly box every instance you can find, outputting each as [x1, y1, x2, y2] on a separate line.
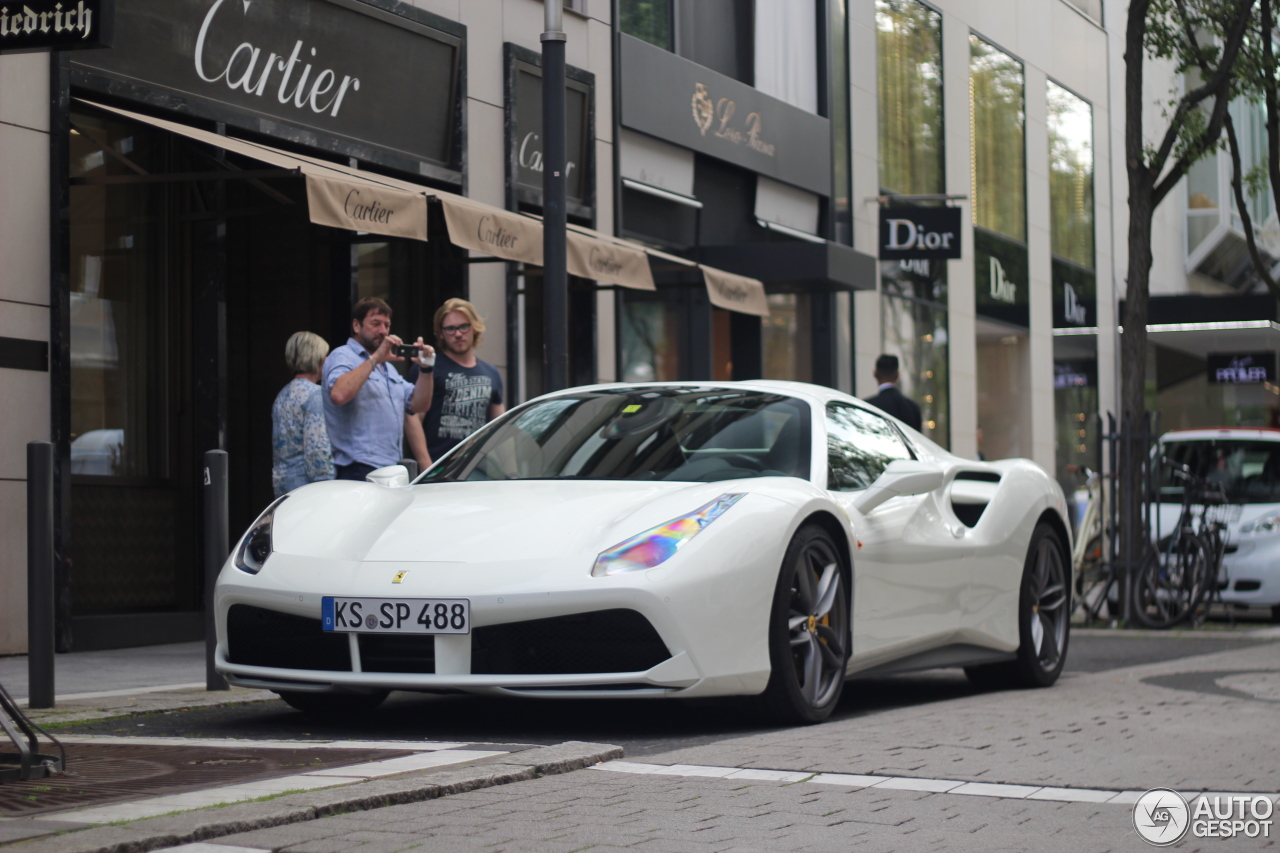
[52, 0, 467, 649]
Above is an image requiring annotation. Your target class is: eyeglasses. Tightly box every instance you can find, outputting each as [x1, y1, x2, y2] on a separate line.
[442, 323, 472, 335]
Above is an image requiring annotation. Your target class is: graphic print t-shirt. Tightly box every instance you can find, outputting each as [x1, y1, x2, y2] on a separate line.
[421, 354, 504, 460]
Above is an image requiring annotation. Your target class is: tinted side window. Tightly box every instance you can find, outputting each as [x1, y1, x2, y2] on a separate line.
[826, 403, 914, 491]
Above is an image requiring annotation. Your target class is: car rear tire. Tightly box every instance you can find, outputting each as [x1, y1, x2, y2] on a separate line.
[759, 524, 850, 725]
[966, 522, 1070, 690]
[276, 690, 389, 716]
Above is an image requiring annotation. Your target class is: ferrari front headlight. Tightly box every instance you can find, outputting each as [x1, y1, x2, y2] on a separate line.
[234, 495, 289, 574]
[1240, 510, 1280, 536]
[591, 493, 745, 577]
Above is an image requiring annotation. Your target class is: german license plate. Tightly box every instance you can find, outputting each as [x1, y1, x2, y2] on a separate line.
[321, 597, 470, 634]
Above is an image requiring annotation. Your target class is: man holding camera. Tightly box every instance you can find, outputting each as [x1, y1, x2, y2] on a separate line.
[324, 297, 436, 481]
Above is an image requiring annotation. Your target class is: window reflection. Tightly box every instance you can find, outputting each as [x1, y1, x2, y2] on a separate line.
[1047, 82, 1094, 270]
[970, 35, 1025, 243]
[763, 294, 811, 382]
[880, 269, 949, 448]
[69, 112, 167, 479]
[429, 389, 811, 483]
[826, 403, 914, 491]
[620, 0, 674, 51]
[876, 0, 943, 198]
[876, 0, 948, 449]
[620, 294, 680, 382]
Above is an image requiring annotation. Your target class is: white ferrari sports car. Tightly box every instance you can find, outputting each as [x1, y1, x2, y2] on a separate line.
[215, 381, 1072, 723]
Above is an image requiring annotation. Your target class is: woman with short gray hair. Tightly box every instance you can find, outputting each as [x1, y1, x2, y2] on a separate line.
[272, 331, 335, 495]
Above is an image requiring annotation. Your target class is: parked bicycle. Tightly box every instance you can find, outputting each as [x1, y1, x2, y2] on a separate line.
[1131, 462, 1229, 629]
[1074, 468, 1120, 622]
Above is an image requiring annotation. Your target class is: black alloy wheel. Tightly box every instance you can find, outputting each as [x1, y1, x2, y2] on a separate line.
[966, 522, 1070, 689]
[760, 524, 850, 724]
[276, 690, 389, 717]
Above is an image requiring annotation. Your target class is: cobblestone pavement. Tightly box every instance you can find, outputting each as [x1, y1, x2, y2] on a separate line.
[184, 640, 1280, 852]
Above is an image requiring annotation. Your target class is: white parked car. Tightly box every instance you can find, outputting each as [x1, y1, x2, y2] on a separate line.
[1158, 428, 1280, 620]
[215, 381, 1072, 723]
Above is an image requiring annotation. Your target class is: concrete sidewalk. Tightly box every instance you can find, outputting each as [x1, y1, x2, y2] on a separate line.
[0, 642, 273, 728]
[0, 642, 208, 704]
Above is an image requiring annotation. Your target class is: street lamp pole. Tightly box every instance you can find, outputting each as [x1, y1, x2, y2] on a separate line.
[541, 0, 569, 392]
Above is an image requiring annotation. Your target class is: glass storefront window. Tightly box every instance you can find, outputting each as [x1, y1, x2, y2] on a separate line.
[1054, 340, 1099, 503]
[977, 332, 1031, 460]
[620, 0, 674, 51]
[876, 5, 947, 446]
[1048, 82, 1098, 489]
[970, 35, 1025, 243]
[1047, 82, 1094, 270]
[355, 242, 391, 303]
[876, 0, 943, 198]
[1154, 345, 1280, 430]
[763, 294, 812, 382]
[881, 265, 949, 448]
[712, 308, 734, 381]
[69, 112, 169, 480]
[619, 293, 680, 382]
[829, 0, 852, 244]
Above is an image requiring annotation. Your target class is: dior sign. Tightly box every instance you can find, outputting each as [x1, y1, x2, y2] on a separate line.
[974, 227, 1029, 328]
[72, 0, 462, 170]
[1052, 258, 1096, 329]
[878, 208, 961, 261]
[0, 0, 112, 51]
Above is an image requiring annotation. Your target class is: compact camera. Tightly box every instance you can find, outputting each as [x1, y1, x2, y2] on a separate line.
[391, 344, 421, 359]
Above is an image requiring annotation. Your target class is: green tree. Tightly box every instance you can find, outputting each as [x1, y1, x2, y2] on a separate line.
[1120, 0, 1256, 611]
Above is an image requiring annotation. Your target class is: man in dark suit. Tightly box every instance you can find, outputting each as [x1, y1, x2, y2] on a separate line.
[864, 354, 923, 432]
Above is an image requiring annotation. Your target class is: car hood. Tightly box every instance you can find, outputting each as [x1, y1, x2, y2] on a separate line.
[268, 478, 762, 564]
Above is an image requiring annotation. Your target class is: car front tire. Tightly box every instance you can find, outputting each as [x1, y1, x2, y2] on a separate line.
[966, 522, 1070, 690]
[759, 524, 850, 725]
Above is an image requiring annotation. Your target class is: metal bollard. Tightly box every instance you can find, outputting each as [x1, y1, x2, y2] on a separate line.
[398, 457, 419, 480]
[203, 450, 230, 691]
[27, 442, 55, 709]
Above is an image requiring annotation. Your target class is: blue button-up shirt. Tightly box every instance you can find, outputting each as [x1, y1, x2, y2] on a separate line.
[322, 338, 416, 468]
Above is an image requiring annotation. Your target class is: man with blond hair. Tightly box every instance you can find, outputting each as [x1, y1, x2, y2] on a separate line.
[408, 298, 505, 463]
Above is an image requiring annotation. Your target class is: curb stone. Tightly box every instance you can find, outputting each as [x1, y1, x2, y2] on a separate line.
[5, 742, 624, 853]
[26, 689, 278, 729]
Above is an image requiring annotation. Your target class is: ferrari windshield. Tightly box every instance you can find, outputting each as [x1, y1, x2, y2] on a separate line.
[1160, 438, 1280, 504]
[423, 388, 811, 483]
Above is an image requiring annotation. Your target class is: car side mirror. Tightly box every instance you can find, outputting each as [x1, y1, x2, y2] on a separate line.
[853, 460, 945, 515]
[366, 464, 410, 488]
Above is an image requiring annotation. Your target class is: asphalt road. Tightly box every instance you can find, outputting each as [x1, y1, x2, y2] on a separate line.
[57, 632, 1271, 756]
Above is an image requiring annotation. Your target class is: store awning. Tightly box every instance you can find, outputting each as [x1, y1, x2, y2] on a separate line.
[77, 100, 765, 314]
[78, 100, 431, 242]
[642, 246, 771, 317]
